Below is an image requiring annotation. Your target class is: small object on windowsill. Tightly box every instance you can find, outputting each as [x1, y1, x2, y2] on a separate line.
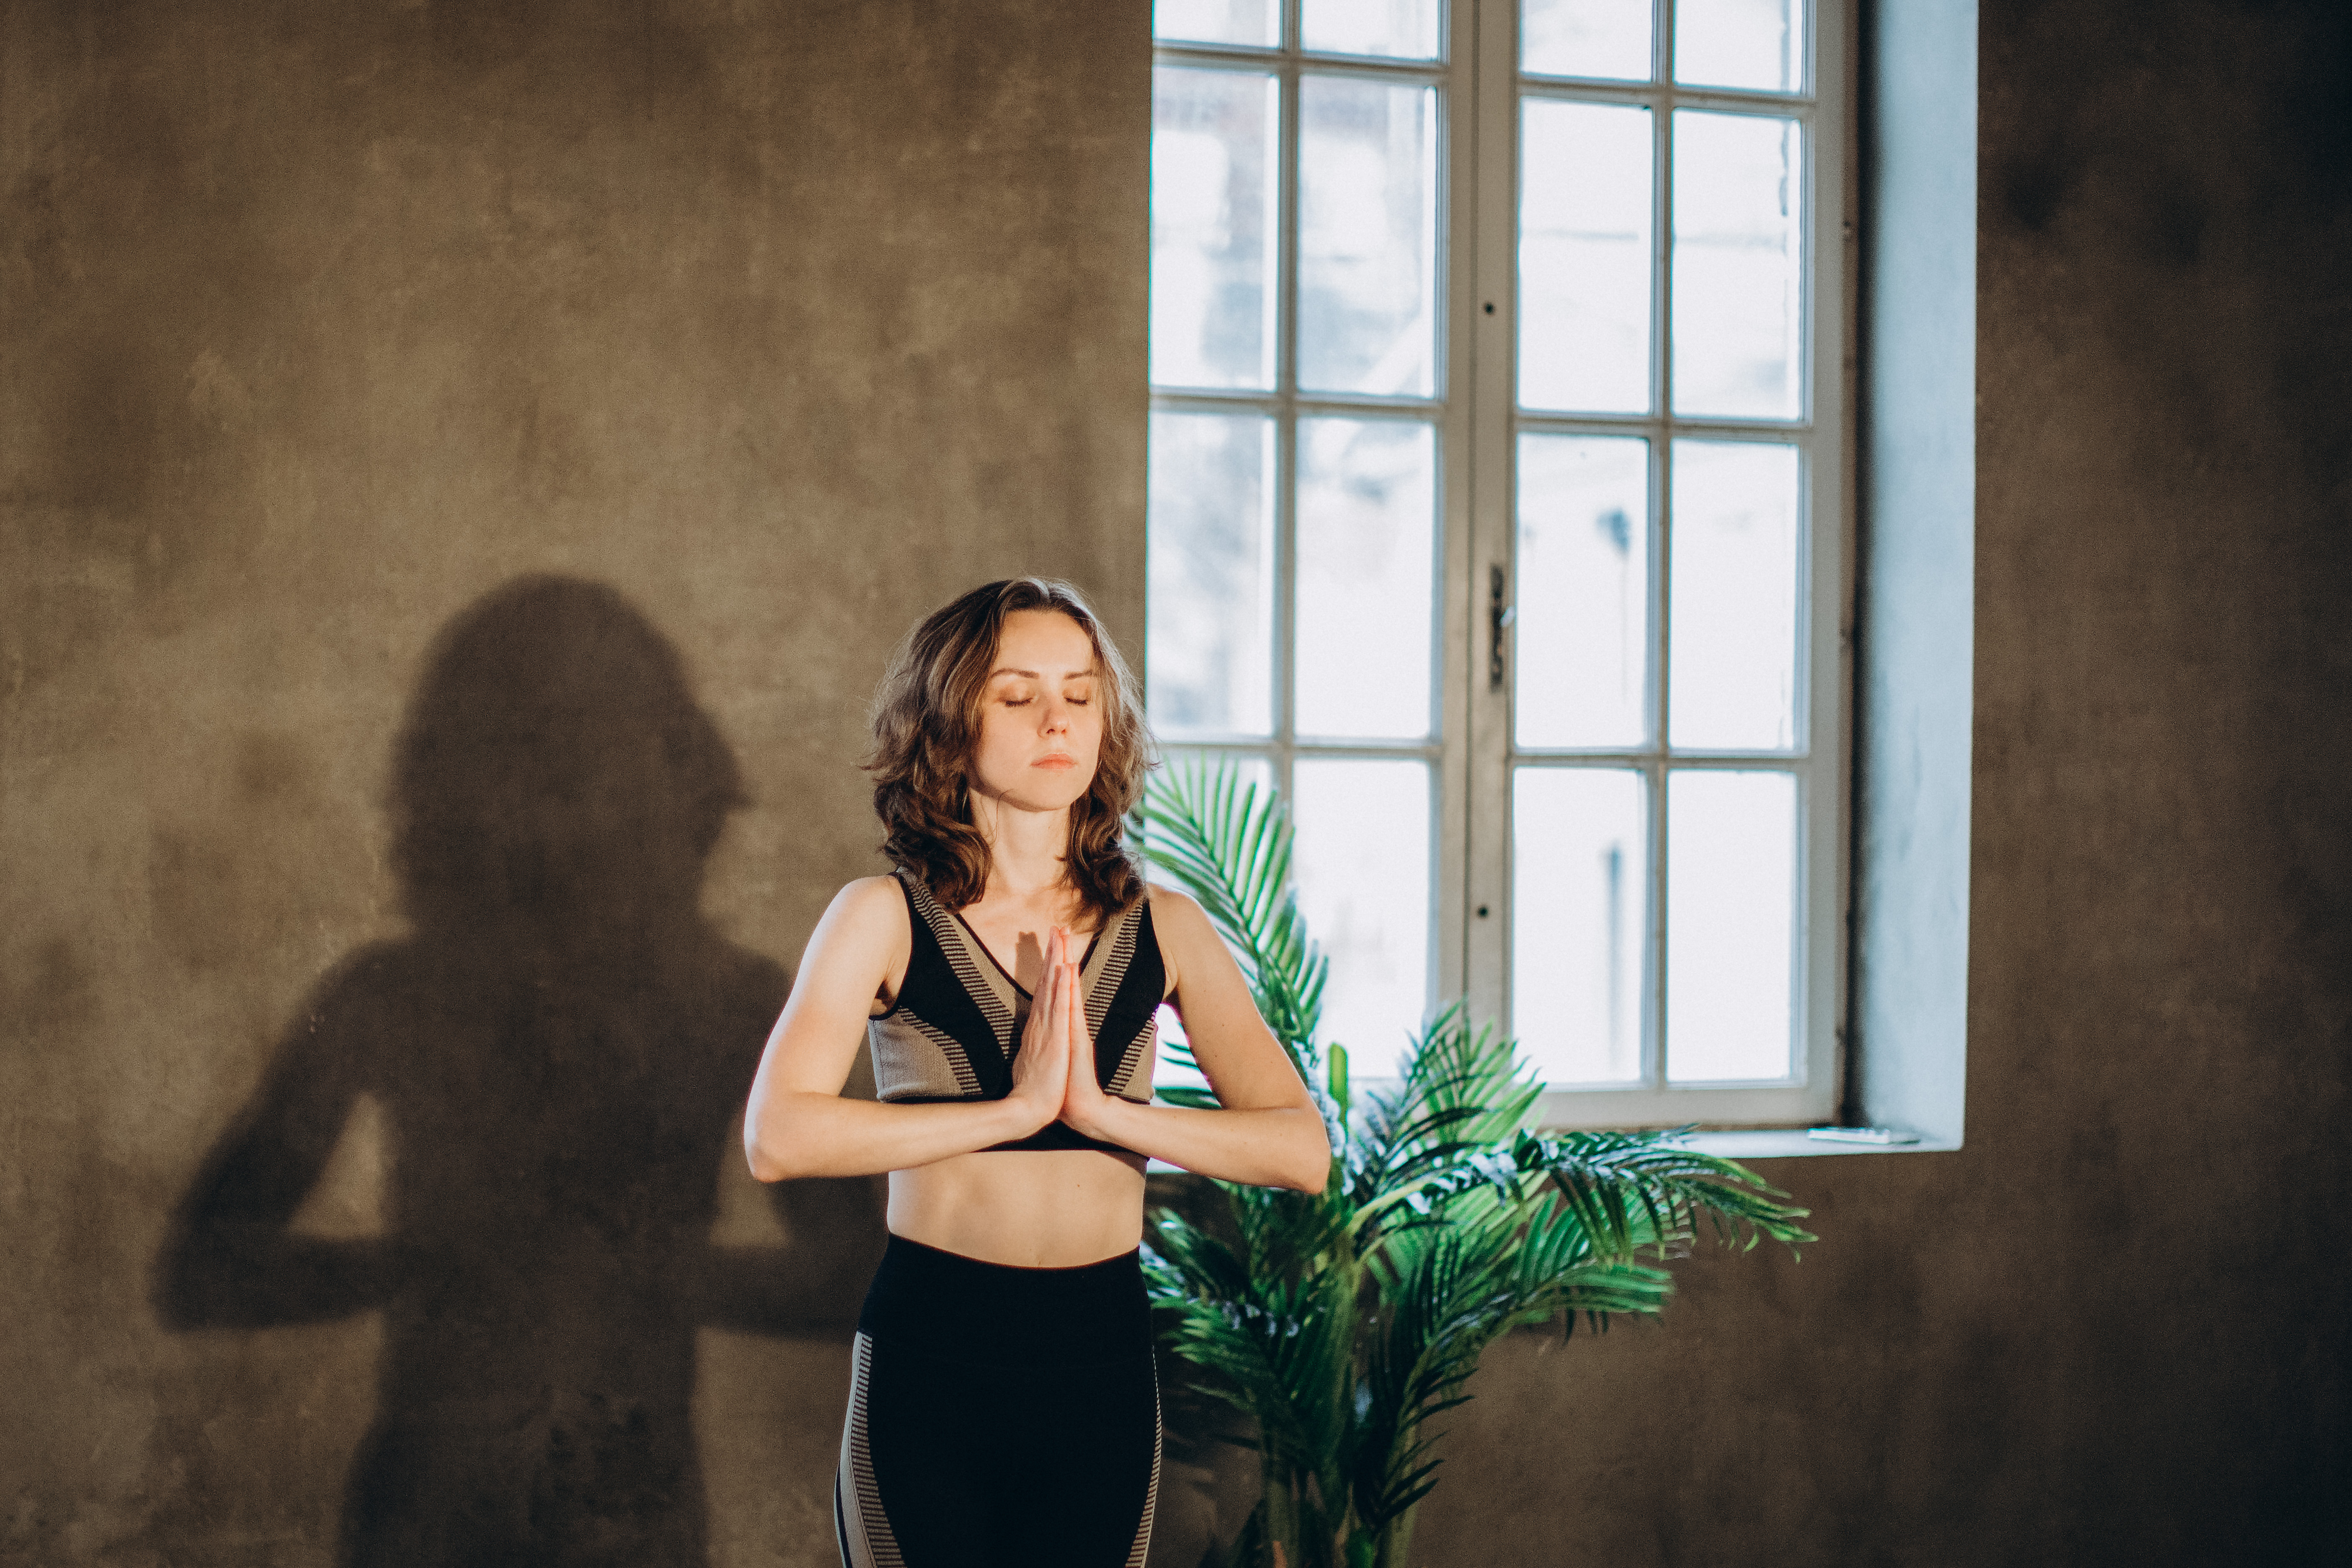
[1806, 1125, 1920, 1146]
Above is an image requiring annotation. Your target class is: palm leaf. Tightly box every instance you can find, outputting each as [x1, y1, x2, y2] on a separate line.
[1132, 757, 1329, 1065]
[1135, 757, 1814, 1568]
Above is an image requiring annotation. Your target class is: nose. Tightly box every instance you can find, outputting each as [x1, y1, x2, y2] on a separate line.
[1040, 694, 1072, 734]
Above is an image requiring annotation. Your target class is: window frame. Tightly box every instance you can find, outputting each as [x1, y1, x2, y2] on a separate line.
[1148, 0, 1854, 1130]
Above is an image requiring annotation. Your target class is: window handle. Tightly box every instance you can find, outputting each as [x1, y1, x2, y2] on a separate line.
[1488, 564, 1515, 693]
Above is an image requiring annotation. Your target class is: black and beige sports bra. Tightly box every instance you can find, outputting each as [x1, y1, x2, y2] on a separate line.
[869, 870, 1165, 1154]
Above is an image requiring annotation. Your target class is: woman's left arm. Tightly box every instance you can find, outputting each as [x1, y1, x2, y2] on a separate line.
[1060, 886, 1330, 1192]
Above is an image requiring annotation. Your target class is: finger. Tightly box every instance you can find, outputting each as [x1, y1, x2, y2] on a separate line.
[1027, 961, 1059, 1070]
[1040, 955, 1063, 1046]
[1067, 957, 1091, 1079]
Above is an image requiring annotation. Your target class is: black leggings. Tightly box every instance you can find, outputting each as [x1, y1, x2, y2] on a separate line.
[835, 1234, 1161, 1568]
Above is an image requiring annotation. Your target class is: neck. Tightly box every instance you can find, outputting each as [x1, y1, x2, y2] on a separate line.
[969, 791, 1076, 903]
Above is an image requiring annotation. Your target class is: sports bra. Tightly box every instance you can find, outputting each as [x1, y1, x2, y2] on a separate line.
[868, 870, 1165, 1154]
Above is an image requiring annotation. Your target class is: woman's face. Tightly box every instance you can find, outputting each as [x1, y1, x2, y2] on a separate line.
[969, 609, 1104, 816]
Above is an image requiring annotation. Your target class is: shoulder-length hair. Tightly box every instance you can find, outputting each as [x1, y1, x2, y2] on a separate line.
[868, 578, 1153, 925]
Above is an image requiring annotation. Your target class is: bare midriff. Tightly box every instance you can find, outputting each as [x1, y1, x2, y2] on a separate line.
[887, 1148, 1149, 1268]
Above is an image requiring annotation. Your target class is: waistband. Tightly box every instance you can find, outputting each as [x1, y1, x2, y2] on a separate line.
[856, 1233, 1151, 1367]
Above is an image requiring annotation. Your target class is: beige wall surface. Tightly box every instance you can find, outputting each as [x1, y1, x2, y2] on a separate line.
[1, 1, 1144, 1563]
[5, 2, 2349, 1567]
[1413, 3, 2352, 1565]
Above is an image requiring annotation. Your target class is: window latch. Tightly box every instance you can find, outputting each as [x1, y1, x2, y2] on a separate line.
[1488, 564, 1514, 693]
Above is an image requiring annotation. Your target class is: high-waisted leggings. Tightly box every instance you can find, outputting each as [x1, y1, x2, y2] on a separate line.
[835, 1234, 1161, 1568]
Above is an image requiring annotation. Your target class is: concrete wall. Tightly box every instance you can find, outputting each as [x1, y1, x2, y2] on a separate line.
[0, 2, 1143, 1563]
[3, 2, 2347, 1567]
[1416, 3, 2352, 1564]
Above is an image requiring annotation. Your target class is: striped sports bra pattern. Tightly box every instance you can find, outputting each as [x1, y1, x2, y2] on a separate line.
[868, 870, 1166, 1154]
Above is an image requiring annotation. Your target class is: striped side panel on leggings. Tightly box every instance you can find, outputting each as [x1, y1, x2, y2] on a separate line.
[1125, 1370, 1162, 1568]
[835, 1334, 903, 1568]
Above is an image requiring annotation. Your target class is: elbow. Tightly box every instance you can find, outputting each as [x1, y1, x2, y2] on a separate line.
[742, 1115, 805, 1184]
[1288, 1122, 1333, 1195]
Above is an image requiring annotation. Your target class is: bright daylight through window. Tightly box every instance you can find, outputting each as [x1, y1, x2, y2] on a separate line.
[1146, 0, 1845, 1128]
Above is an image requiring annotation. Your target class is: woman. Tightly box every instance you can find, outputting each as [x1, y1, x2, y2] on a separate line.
[744, 577, 1329, 1568]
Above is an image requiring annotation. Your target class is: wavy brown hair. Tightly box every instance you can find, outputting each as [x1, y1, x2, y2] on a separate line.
[868, 578, 1152, 926]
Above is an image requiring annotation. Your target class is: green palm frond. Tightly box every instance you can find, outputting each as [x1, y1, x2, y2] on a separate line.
[1131, 755, 1328, 1064]
[1134, 756, 1813, 1568]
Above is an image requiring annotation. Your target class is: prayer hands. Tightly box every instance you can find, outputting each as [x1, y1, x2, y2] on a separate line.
[1005, 927, 1109, 1141]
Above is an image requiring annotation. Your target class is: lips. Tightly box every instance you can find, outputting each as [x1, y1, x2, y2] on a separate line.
[1035, 754, 1077, 769]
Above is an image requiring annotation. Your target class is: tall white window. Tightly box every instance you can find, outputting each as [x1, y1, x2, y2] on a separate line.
[1149, 0, 1846, 1127]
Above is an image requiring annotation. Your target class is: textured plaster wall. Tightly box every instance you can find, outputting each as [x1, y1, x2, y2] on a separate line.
[5, 1, 2349, 1567]
[1415, 3, 2352, 1565]
[0, 2, 1144, 1563]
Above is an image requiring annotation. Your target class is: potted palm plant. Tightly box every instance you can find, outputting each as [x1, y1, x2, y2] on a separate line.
[1135, 759, 1813, 1568]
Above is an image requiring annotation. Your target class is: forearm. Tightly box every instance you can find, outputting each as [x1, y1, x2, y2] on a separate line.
[1080, 1097, 1330, 1192]
[746, 1093, 1041, 1182]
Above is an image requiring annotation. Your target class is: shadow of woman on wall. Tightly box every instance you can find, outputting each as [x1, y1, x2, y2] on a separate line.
[156, 574, 881, 1568]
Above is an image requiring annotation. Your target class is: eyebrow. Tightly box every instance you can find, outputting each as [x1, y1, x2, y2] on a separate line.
[987, 667, 1096, 680]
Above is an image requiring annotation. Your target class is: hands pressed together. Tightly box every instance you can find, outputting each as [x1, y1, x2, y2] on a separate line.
[1005, 925, 1115, 1142]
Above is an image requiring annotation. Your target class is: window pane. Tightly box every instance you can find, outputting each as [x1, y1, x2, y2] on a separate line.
[1301, 0, 1443, 59]
[1293, 759, 1431, 1076]
[1153, 752, 1275, 1097]
[1152, 67, 1279, 390]
[1154, 0, 1279, 47]
[1668, 440, 1798, 749]
[1512, 767, 1646, 1084]
[1674, 0, 1802, 93]
[1671, 111, 1802, 419]
[1665, 770, 1796, 1081]
[1522, 0, 1653, 81]
[1515, 434, 1649, 749]
[1519, 100, 1653, 414]
[1296, 417, 1436, 739]
[1148, 412, 1276, 737]
[1298, 77, 1439, 397]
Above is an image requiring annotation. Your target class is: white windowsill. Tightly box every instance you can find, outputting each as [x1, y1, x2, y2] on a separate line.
[1674, 1129, 1960, 1160]
[1146, 1129, 1957, 1178]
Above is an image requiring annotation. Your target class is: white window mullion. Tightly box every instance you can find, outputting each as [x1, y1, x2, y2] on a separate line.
[1463, 0, 1520, 1033]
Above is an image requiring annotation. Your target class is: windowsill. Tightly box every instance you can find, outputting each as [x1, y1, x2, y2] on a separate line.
[1672, 1128, 1960, 1160]
[1146, 1128, 1958, 1179]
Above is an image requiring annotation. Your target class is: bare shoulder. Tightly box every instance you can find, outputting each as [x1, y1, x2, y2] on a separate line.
[1143, 881, 1221, 968]
[791, 876, 911, 1003]
[828, 875, 910, 938]
[1143, 880, 1210, 932]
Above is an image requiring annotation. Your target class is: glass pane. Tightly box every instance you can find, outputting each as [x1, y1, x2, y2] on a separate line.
[1154, 752, 1275, 1095]
[1302, 0, 1443, 59]
[1515, 435, 1649, 749]
[1522, 0, 1653, 80]
[1148, 412, 1276, 737]
[1152, 67, 1279, 390]
[1519, 100, 1653, 414]
[1674, 0, 1802, 93]
[1665, 770, 1797, 1081]
[1298, 77, 1439, 397]
[1512, 767, 1647, 1084]
[1671, 111, 1801, 419]
[1293, 759, 1431, 1077]
[1668, 440, 1798, 749]
[1155, 0, 1279, 47]
[1296, 418, 1436, 739]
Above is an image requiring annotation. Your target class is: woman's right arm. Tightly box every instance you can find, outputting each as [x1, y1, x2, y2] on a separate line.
[743, 878, 1069, 1182]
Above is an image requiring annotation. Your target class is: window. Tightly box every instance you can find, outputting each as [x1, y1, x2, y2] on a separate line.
[1148, 0, 1847, 1128]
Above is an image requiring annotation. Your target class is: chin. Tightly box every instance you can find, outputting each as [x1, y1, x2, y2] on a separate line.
[1025, 773, 1097, 811]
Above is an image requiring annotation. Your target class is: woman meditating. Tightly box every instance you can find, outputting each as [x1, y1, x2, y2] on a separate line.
[743, 577, 1329, 1568]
